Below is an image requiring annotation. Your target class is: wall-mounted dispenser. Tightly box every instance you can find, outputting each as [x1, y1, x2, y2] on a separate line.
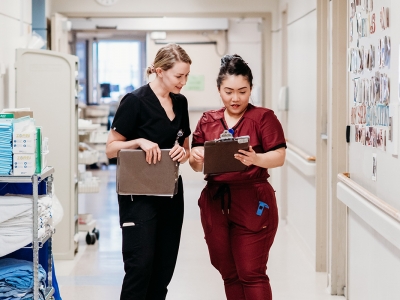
[278, 86, 289, 111]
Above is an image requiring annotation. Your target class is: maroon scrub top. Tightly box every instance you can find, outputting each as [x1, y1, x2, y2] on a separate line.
[192, 104, 286, 182]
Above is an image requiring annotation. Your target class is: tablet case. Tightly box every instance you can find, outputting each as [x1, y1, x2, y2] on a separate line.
[203, 136, 250, 174]
[117, 149, 179, 196]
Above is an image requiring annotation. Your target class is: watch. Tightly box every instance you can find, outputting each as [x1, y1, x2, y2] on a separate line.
[95, 0, 119, 6]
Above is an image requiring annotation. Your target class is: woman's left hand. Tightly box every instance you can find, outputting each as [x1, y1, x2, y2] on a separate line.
[169, 144, 187, 162]
[234, 146, 257, 166]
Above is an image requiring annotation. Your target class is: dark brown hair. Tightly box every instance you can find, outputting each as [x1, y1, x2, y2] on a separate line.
[216, 54, 253, 89]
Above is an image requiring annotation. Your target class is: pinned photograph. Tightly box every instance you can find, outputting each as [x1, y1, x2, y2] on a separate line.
[356, 106, 362, 124]
[366, 0, 373, 13]
[377, 128, 386, 151]
[363, 48, 369, 70]
[372, 153, 377, 181]
[370, 105, 376, 126]
[370, 45, 375, 69]
[353, 78, 358, 103]
[351, 107, 356, 124]
[355, 125, 360, 142]
[358, 125, 363, 143]
[386, 106, 390, 126]
[361, 104, 367, 124]
[350, 0, 356, 18]
[380, 38, 386, 68]
[369, 77, 375, 106]
[359, 47, 364, 72]
[371, 127, 378, 147]
[368, 45, 375, 70]
[377, 129, 382, 148]
[365, 127, 372, 146]
[380, 7, 389, 30]
[367, 126, 374, 146]
[377, 105, 382, 125]
[358, 77, 364, 102]
[374, 72, 380, 102]
[361, 126, 366, 145]
[377, 42, 381, 68]
[385, 36, 391, 67]
[357, 13, 362, 37]
[370, 13, 376, 34]
[364, 78, 370, 105]
[352, 48, 359, 74]
[361, 18, 368, 37]
[380, 73, 389, 105]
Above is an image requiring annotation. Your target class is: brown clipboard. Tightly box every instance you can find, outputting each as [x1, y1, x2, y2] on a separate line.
[117, 149, 179, 197]
[203, 135, 250, 174]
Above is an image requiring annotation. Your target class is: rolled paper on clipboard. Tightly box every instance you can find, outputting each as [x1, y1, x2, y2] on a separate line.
[203, 130, 250, 175]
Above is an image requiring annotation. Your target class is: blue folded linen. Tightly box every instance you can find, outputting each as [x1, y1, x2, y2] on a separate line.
[0, 258, 46, 300]
[0, 259, 46, 290]
[0, 283, 31, 299]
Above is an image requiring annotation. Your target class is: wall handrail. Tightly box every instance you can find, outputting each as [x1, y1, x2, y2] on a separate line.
[286, 141, 316, 162]
[337, 173, 400, 222]
[285, 142, 316, 177]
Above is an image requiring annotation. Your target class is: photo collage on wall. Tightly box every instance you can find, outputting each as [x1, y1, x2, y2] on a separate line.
[348, 0, 391, 152]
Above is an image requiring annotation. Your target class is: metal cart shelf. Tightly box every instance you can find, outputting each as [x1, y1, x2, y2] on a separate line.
[0, 167, 55, 300]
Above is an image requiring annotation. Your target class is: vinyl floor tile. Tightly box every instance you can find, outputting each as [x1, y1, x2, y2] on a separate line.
[55, 167, 344, 300]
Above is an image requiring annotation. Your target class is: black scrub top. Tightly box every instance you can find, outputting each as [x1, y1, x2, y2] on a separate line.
[111, 84, 191, 148]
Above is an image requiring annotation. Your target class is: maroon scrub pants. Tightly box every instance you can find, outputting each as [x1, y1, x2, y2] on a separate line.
[198, 178, 279, 300]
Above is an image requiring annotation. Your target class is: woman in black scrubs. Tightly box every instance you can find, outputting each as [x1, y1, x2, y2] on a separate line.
[106, 44, 192, 300]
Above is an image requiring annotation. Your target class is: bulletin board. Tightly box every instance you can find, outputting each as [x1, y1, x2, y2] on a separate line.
[347, 0, 400, 208]
[349, 0, 391, 153]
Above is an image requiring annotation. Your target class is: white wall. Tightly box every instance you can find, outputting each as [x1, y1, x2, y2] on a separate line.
[228, 19, 262, 106]
[271, 0, 317, 260]
[0, 0, 32, 110]
[348, 211, 400, 299]
[286, 11, 316, 156]
[345, 0, 400, 298]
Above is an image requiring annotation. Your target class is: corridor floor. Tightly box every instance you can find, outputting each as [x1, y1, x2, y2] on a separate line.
[55, 167, 344, 300]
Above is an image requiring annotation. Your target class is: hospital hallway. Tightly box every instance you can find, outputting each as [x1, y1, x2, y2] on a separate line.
[54, 167, 344, 300]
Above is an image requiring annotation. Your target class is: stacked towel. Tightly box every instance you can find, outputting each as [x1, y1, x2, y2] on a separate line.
[0, 258, 46, 300]
[0, 124, 12, 175]
[0, 196, 53, 257]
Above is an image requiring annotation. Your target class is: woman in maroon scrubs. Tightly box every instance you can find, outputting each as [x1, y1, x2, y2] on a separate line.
[189, 54, 286, 300]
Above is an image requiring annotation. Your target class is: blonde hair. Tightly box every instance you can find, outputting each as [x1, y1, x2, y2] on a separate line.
[146, 44, 192, 77]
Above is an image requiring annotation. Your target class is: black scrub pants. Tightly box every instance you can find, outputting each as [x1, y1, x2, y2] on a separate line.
[118, 177, 184, 300]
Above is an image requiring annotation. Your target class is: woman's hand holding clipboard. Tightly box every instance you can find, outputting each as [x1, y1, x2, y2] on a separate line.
[203, 130, 250, 175]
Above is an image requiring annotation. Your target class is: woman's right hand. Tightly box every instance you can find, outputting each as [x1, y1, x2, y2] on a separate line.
[138, 138, 161, 164]
[191, 147, 204, 164]
[189, 147, 204, 172]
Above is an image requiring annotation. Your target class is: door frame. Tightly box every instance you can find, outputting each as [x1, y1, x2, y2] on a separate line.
[316, 0, 348, 295]
[316, 0, 329, 273]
